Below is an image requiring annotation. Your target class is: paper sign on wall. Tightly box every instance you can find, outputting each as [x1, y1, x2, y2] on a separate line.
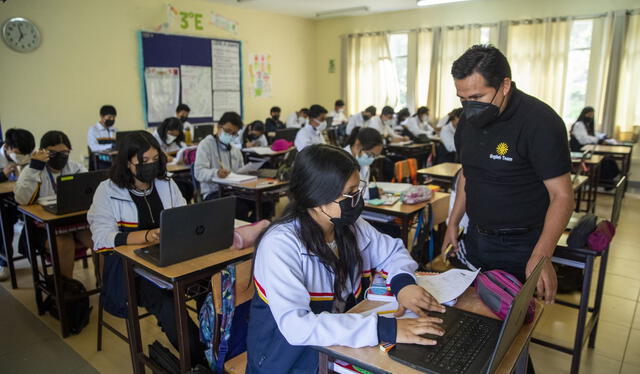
[248, 53, 272, 98]
[213, 90, 241, 121]
[180, 65, 212, 118]
[144, 67, 180, 123]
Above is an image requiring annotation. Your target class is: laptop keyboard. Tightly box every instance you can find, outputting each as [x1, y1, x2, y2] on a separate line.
[424, 314, 493, 373]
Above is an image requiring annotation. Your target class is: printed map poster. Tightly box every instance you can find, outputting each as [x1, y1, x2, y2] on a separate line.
[248, 53, 272, 98]
[144, 67, 180, 123]
[180, 65, 212, 118]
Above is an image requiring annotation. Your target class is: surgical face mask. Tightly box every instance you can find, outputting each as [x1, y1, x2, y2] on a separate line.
[384, 119, 394, 127]
[219, 132, 235, 145]
[313, 119, 327, 132]
[135, 161, 159, 183]
[338, 108, 344, 113]
[420, 115, 429, 123]
[9, 152, 30, 166]
[179, 116, 188, 123]
[329, 194, 365, 227]
[165, 134, 177, 144]
[462, 87, 502, 128]
[104, 119, 115, 127]
[297, 117, 307, 125]
[47, 152, 69, 171]
[356, 153, 375, 167]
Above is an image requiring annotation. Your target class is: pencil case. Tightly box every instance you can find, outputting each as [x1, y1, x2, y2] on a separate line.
[475, 269, 535, 323]
[232, 219, 270, 249]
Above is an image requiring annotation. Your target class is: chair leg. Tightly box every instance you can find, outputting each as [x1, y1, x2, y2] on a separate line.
[97, 295, 103, 352]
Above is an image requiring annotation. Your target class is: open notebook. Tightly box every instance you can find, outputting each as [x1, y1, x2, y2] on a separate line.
[211, 173, 257, 185]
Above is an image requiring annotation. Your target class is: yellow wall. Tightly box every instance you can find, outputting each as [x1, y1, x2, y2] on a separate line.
[0, 0, 315, 164]
[313, 0, 640, 114]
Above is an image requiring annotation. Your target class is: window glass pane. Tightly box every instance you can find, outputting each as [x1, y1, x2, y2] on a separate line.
[570, 20, 593, 50]
[562, 20, 593, 123]
[480, 27, 491, 44]
[389, 33, 409, 109]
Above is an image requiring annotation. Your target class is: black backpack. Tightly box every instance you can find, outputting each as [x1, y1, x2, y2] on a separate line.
[43, 275, 91, 335]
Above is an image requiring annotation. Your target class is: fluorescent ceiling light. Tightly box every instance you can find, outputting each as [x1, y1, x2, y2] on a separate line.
[417, 0, 472, 7]
[316, 6, 369, 18]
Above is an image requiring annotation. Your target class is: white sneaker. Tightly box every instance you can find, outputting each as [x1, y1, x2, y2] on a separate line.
[0, 266, 9, 281]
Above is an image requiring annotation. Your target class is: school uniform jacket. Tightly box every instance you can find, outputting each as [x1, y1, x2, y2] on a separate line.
[152, 129, 187, 154]
[87, 178, 185, 252]
[194, 134, 245, 197]
[247, 218, 418, 374]
[346, 112, 370, 135]
[294, 124, 325, 152]
[0, 148, 15, 183]
[87, 122, 118, 152]
[440, 122, 457, 153]
[403, 116, 436, 138]
[14, 159, 86, 205]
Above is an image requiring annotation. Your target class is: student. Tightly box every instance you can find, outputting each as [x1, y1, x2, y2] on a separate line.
[87, 131, 204, 366]
[327, 99, 348, 125]
[153, 117, 187, 158]
[88, 105, 118, 153]
[285, 108, 309, 129]
[240, 121, 268, 148]
[247, 144, 445, 373]
[403, 107, 436, 138]
[569, 106, 598, 152]
[343, 127, 384, 191]
[294, 104, 327, 151]
[395, 108, 412, 130]
[265, 106, 285, 133]
[15, 131, 92, 279]
[0, 128, 35, 281]
[176, 103, 192, 133]
[436, 107, 463, 164]
[346, 106, 376, 135]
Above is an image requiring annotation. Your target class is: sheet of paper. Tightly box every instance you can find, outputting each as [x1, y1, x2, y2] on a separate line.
[144, 67, 180, 123]
[237, 160, 267, 174]
[180, 65, 212, 118]
[242, 146, 276, 155]
[375, 182, 413, 195]
[211, 172, 256, 185]
[416, 268, 480, 303]
[213, 90, 241, 121]
[211, 40, 241, 91]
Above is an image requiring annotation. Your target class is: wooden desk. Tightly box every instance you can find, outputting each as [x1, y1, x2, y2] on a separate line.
[114, 243, 254, 373]
[571, 155, 603, 213]
[571, 175, 589, 213]
[241, 146, 293, 158]
[0, 181, 20, 288]
[317, 288, 544, 374]
[364, 192, 450, 246]
[167, 163, 191, 174]
[582, 144, 633, 187]
[18, 205, 97, 338]
[386, 142, 433, 169]
[417, 162, 461, 190]
[222, 178, 289, 220]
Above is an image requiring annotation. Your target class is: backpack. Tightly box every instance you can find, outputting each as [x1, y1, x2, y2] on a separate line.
[183, 148, 198, 166]
[43, 275, 91, 335]
[567, 214, 598, 249]
[474, 269, 536, 323]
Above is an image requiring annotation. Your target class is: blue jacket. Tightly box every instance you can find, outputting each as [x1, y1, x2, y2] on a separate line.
[247, 218, 418, 373]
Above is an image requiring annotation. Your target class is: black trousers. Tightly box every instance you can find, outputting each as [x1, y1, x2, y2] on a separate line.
[0, 197, 18, 266]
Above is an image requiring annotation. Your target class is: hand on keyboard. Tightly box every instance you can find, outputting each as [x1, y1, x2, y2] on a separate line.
[396, 317, 445, 345]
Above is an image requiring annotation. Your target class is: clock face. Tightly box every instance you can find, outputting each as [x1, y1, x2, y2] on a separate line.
[2, 17, 41, 53]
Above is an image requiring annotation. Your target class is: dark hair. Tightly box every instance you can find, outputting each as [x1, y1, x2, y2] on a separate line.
[308, 104, 328, 119]
[158, 117, 185, 145]
[100, 105, 117, 117]
[575, 106, 595, 135]
[452, 44, 511, 89]
[347, 127, 383, 150]
[219, 112, 244, 129]
[381, 106, 394, 117]
[364, 106, 377, 116]
[40, 131, 72, 150]
[300, 108, 309, 115]
[448, 107, 464, 122]
[109, 131, 168, 188]
[242, 120, 265, 145]
[335, 99, 345, 107]
[270, 106, 281, 114]
[5, 128, 35, 154]
[254, 144, 362, 301]
[414, 106, 429, 117]
[396, 108, 411, 123]
[176, 103, 191, 113]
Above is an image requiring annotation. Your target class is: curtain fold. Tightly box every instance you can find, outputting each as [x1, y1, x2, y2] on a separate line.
[414, 29, 434, 110]
[345, 33, 399, 115]
[585, 13, 613, 132]
[506, 18, 571, 115]
[614, 13, 640, 135]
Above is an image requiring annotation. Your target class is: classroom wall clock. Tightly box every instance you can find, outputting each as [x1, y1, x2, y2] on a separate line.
[2, 17, 41, 52]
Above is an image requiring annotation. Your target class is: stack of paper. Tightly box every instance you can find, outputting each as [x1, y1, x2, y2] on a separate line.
[211, 173, 257, 185]
[242, 147, 276, 155]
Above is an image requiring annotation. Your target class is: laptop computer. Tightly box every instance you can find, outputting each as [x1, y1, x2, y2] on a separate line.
[389, 258, 545, 374]
[193, 123, 214, 143]
[134, 196, 236, 267]
[274, 128, 299, 142]
[115, 130, 146, 151]
[42, 170, 109, 215]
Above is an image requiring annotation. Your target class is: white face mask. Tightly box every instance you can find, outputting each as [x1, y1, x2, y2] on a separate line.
[297, 117, 307, 125]
[420, 115, 429, 123]
[384, 119, 394, 127]
[338, 108, 344, 113]
[165, 134, 177, 144]
[9, 152, 30, 166]
[314, 119, 327, 132]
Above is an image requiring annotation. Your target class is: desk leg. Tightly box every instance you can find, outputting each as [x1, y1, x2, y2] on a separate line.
[570, 255, 594, 374]
[318, 351, 330, 374]
[123, 257, 145, 374]
[23, 214, 44, 315]
[173, 279, 191, 373]
[401, 217, 410, 247]
[589, 251, 609, 348]
[514, 343, 529, 374]
[0, 199, 17, 289]
[254, 190, 263, 221]
[44, 223, 70, 338]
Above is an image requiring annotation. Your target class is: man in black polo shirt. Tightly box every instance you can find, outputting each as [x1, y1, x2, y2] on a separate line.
[443, 45, 574, 305]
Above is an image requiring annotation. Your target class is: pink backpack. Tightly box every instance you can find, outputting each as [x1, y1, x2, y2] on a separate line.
[475, 270, 536, 323]
[183, 148, 198, 166]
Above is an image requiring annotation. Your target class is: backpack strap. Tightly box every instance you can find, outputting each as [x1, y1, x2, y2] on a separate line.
[214, 264, 237, 373]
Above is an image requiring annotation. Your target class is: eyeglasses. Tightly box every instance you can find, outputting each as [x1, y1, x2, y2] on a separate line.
[336, 180, 368, 208]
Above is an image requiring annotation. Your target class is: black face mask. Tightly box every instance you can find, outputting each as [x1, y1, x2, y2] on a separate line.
[329, 196, 365, 227]
[272, 115, 280, 121]
[179, 116, 188, 123]
[462, 87, 503, 128]
[135, 161, 159, 183]
[48, 153, 69, 171]
[362, 114, 371, 121]
[247, 134, 259, 141]
[104, 119, 115, 127]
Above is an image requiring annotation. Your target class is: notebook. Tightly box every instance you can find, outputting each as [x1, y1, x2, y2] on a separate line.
[211, 172, 257, 185]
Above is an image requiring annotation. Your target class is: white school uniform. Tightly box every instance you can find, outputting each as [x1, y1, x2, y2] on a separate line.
[439, 122, 457, 153]
[87, 122, 118, 152]
[294, 124, 325, 151]
[285, 112, 307, 128]
[402, 116, 436, 137]
[367, 117, 395, 138]
[328, 109, 347, 125]
[152, 129, 187, 154]
[346, 113, 371, 135]
[571, 121, 598, 145]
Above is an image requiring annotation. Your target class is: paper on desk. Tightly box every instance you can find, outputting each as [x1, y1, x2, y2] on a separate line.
[375, 182, 413, 195]
[237, 160, 267, 174]
[211, 172, 257, 185]
[242, 146, 276, 155]
[416, 268, 479, 304]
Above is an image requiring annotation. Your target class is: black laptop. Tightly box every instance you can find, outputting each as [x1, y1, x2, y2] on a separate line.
[42, 170, 109, 215]
[388, 259, 545, 374]
[193, 123, 215, 143]
[115, 130, 146, 151]
[134, 196, 236, 267]
[274, 128, 299, 142]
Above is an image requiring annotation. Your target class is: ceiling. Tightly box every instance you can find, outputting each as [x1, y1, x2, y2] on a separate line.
[205, 0, 466, 19]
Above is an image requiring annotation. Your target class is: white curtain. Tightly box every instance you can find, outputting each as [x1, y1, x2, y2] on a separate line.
[586, 13, 614, 132]
[506, 18, 571, 115]
[614, 13, 640, 134]
[414, 29, 434, 111]
[345, 33, 399, 115]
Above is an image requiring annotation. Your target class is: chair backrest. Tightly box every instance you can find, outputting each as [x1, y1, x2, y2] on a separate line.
[393, 158, 418, 184]
[611, 176, 626, 226]
[211, 259, 255, 314]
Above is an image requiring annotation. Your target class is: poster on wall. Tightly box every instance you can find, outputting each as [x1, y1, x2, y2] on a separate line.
[211, 40, 241, 91]
[213, 90, 242, 121]
[144, 67, 180, 123]
[180, 65, 213, 118]
[248, 53, 272, 98]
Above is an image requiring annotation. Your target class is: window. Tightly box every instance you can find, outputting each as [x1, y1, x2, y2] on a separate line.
[389, 33, 408, 110]
[480, 26, 491, 44]
[562, 20, 594, 123]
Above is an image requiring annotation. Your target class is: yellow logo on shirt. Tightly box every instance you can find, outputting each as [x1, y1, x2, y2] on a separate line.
[496, 142, 509, 156]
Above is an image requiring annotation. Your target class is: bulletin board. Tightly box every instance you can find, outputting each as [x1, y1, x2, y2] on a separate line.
[138, 31, 243, 127]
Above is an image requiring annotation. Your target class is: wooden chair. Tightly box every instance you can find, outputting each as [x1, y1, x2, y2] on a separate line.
[211, 259, 254, 374]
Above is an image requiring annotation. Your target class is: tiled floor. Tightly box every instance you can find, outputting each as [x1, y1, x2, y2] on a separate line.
[1, 178, 639, 373]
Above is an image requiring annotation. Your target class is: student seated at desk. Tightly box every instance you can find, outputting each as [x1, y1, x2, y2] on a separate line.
[346, 105, 375, 135]
[370, 106, 409, 142]
[15, 131, 92, 279]
[436, 108, 462, 164]
[153, 117, 187, 159]
[285, 108, 309, 129]
[402, 106, 436, 138]
[247, 144, 445, 373]
[294, 104, 328, 151]
[343, 127, 383, 193]
[239, 121, 268, 148]
[0, 128, 35, 281]
[327, 99, 348, 125]
[88, 105, 118, 170]
[87, 131, 204, 365]
[265, 106, 285, 133]
[176, 103, 192, 133]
